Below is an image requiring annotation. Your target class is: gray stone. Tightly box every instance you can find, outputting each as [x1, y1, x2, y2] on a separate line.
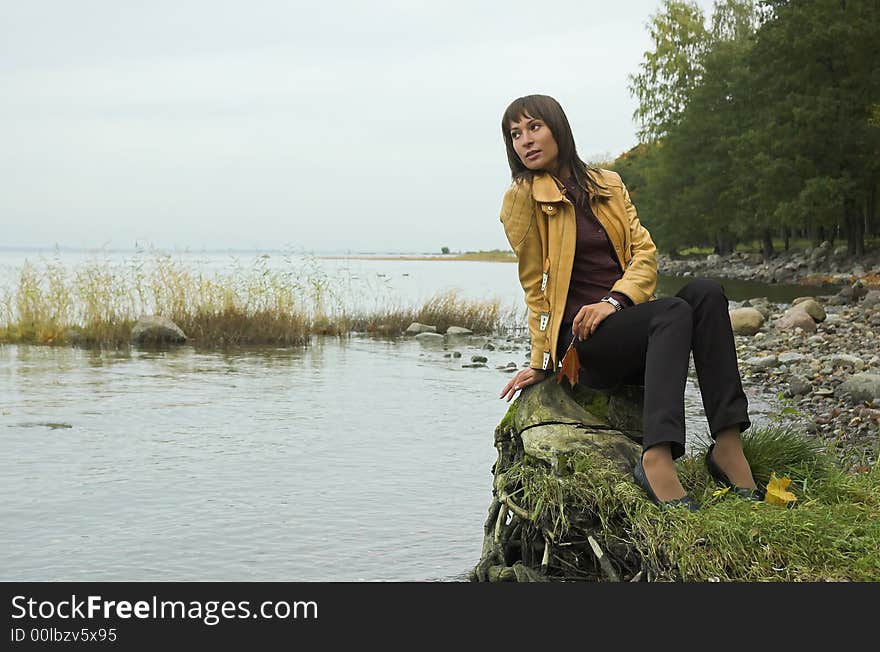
[745, 355, 779, 369]
[741, 298, 771, 319]
[747, 253, 764, 264]
[471, 355, 488, 363]
[445, 326, 473, 335]
[779, 352, 806, 365]
[775, 309, 817, 334]
[863, 291, 880, 308]
[131, 316, 187, 345]
[461, 363, 487, 368]
[789, 298, 826, 322]
[452, 351, 462, 358]
[406, 322, 437, 335]
[834, 374, 880, 403]
[830, 354, 865, 371]
[789, 376, 813, 396]
[729, 308, 765, 336]
[415, 332, 445, 345]
[792, 299, 826, 322]
[853, 281, 868, 302]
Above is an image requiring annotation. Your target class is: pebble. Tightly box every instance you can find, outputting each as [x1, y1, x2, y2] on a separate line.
[746, 355, 780, 368]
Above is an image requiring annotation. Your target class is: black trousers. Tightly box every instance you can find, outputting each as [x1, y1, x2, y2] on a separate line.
[556, 278, 751, 460]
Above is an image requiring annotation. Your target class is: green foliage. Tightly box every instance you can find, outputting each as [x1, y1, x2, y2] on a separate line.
[623, 0, 880, 255]
[628, 0, 711, 142]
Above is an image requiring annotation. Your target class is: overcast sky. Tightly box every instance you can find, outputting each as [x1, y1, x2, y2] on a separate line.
[1, 0, 716, 254]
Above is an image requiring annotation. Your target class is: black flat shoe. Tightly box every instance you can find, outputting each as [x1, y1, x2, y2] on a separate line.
[633, 458, 700, 511]
[705, 443, 765, 501]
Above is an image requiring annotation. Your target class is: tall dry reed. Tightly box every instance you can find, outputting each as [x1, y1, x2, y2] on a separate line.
[0, 251, 511, 347]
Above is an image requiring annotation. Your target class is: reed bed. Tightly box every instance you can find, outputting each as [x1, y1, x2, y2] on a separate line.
[0, 252, 512, 347]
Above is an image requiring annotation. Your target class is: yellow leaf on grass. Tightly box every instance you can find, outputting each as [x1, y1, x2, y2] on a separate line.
[765, 473, 797, 506]
[712, 486, 730, 498]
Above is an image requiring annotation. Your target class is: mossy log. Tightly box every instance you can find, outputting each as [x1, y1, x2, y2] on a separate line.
[470, 377, 880, 582]
[471, 376, 646, 582]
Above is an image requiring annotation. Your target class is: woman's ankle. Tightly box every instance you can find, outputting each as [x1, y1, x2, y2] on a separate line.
[711, 429, 757, 489]
[642, 444, 686, 500]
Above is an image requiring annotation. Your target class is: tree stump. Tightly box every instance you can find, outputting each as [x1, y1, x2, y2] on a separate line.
[471, 376, 646, 582]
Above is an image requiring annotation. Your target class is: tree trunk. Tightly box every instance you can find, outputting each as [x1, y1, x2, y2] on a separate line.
[762, 228, 775, 259]
[845, 200, 864, 256]
[868, 182, 877, 239]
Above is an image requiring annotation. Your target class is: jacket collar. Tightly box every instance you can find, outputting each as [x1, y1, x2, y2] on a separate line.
[531, 170, 613, 202]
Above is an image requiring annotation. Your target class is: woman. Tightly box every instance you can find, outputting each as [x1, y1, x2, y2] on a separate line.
[496, 94, 762, 510]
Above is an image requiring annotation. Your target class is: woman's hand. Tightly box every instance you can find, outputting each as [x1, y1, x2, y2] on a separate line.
[572, 301, 617, 341]
[499, 367, 548, 402]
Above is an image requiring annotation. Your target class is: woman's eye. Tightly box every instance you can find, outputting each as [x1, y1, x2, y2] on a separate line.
[511, 132, 520, 140]
[530, 123, 541, 131]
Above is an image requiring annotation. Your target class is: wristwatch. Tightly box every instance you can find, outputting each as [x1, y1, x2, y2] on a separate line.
[600, 295, 623, 312]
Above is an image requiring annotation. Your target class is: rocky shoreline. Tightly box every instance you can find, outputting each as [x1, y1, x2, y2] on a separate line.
[729, 286, 880, 471]
[658, 244, 880, 286]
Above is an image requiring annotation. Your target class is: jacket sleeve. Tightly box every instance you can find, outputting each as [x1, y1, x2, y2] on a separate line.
[609, 177, 657, 305]
[500, 181, 550, 370]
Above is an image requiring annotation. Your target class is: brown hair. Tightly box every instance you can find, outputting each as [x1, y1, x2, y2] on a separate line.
[501, 94, 601, 197]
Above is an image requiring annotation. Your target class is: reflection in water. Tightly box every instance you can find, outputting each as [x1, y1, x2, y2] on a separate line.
[0, 336, 778, 581]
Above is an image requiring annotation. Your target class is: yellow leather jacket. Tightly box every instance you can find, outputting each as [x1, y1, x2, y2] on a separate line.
[499, 168, 658, 371]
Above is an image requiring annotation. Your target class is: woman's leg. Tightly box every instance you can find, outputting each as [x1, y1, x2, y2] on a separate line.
[560, 297, 695, 500]
[675, 278, 756, 488]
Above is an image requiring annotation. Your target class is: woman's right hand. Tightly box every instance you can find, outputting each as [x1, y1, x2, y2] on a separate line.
[499, 367, 548, 402]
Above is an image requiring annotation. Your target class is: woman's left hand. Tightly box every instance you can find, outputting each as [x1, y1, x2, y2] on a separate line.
[572, 301, 617, 341]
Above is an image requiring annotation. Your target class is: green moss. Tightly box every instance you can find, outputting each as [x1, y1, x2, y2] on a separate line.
[573, 390, 611, 421]
[495, 400, 518, 437]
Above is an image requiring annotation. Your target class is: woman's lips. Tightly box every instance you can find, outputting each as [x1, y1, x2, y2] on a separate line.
[525, 150, 541, 161]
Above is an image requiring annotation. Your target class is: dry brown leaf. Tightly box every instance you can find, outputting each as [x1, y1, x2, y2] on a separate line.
[557, 346, 580, 387]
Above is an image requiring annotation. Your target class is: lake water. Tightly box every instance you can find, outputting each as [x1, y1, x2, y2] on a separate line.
[0, 251, 825, 580]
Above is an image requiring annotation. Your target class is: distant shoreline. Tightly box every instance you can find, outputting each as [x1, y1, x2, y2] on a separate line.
[319, 252, 517, 263]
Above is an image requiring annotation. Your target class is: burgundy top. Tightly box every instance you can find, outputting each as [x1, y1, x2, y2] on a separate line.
[559, 175, 632, 324]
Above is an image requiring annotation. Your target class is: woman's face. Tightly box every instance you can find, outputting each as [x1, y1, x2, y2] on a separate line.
[509, 112, 560, 174]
